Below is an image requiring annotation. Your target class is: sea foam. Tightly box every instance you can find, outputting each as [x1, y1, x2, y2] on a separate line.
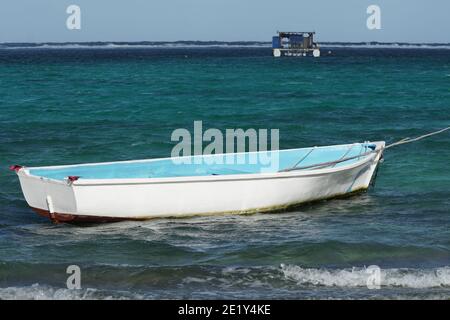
[281, 264, 450, 288]
[0, 284, 143, 300]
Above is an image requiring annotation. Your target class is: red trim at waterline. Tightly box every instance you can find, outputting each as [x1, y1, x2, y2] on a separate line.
[31, 207, 143, 224]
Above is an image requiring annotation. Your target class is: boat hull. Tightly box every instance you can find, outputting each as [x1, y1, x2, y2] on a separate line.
[15, 142, 384, 223]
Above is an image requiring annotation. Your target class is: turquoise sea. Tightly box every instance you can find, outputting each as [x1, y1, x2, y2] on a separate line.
[0, 43, 449, 299]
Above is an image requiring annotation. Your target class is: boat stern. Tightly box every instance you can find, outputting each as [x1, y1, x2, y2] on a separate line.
[13, 167, 78, 220]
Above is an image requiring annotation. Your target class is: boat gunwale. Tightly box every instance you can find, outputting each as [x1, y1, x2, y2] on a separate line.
[17, 144, 384, 186]
[20, 142, 377, 170]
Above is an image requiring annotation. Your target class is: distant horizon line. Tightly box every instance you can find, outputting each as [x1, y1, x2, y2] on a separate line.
[1, 40, 450, 45]
[1, 41, 450, 51]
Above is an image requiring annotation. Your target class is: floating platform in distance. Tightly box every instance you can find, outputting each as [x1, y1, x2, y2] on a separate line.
[272, 31, 321, 58]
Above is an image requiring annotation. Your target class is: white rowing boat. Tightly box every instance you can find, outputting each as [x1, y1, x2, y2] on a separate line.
[10, 141, 385, 223]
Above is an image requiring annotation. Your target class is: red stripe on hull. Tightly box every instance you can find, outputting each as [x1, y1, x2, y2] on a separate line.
[30, 207, 142, 224]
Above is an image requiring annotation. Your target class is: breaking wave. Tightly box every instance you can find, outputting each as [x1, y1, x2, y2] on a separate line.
[281, 264, 450, 289]
[0, 284, 144, 300]
[321, 42, 450, 49]
[2, 265, 450, 299]
[0, 41, 270, 50]
[0, 284, 101, 300]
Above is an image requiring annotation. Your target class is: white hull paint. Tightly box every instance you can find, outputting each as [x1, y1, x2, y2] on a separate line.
[14, 142, 384, 222]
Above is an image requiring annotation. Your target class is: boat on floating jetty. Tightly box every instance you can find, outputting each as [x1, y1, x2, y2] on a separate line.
[10, 141, 384, 223]
[272, 31, 321, 58]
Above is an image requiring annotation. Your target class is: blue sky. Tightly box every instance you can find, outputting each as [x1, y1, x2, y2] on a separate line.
[0, 0, 448, 43]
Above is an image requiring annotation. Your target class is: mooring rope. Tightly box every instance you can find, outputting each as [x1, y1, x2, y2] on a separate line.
[385, 126, 450, 149]
[279, 150, 376, 172]
[280, 126, 449, 172]
[331, 143, 356, 168]
[289, 146, 316, 169]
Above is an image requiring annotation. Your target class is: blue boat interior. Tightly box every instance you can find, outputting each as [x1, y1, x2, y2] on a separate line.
[29, 143, 375, 181]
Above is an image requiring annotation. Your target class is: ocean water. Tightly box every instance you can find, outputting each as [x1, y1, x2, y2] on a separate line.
[0, 45, 449, 299]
